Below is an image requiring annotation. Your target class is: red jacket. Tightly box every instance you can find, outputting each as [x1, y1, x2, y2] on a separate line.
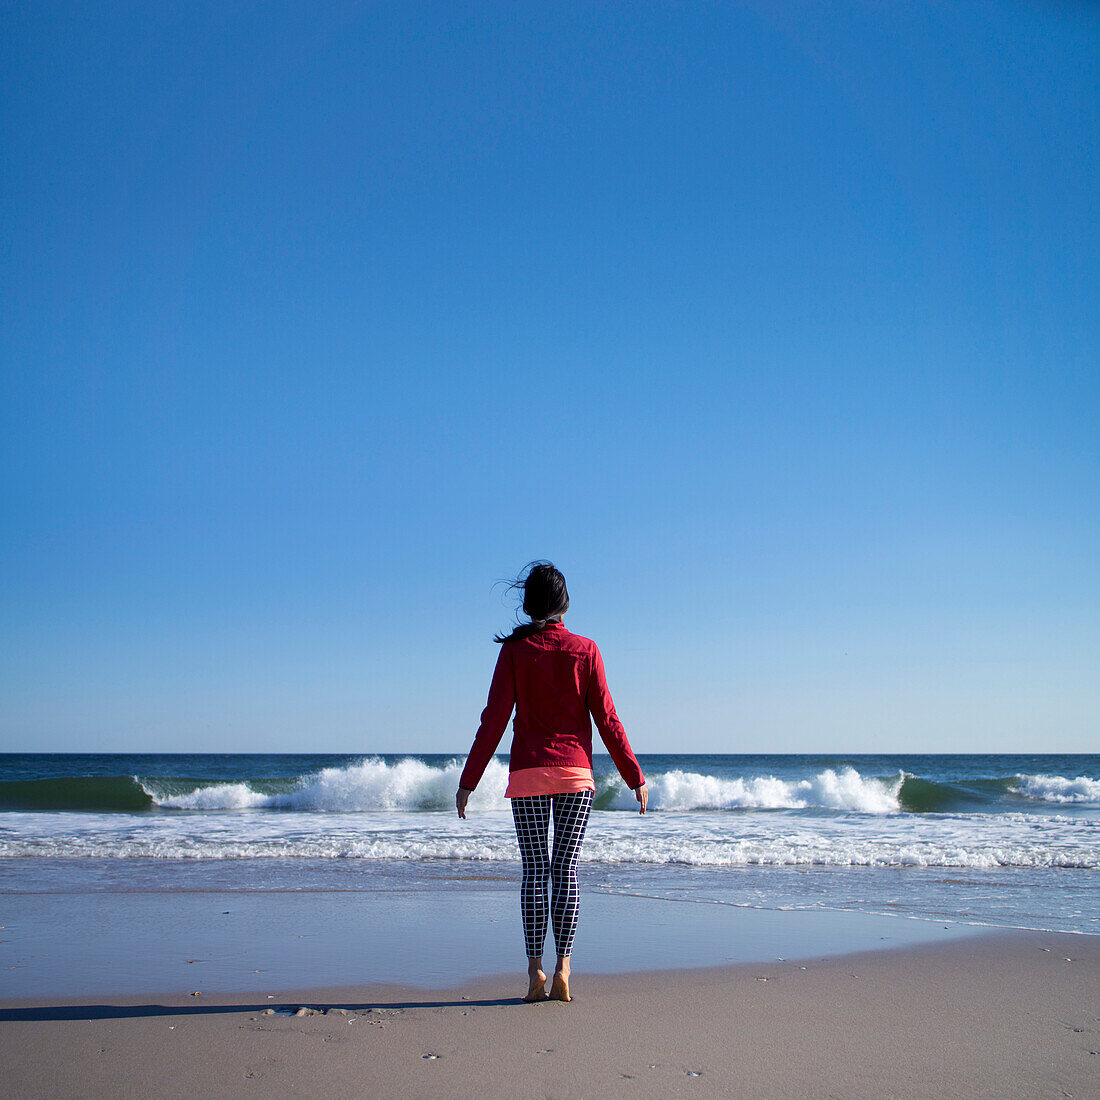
[459, 622, 645, 791]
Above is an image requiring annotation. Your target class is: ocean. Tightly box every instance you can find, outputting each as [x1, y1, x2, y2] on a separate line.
[2, 752, 1097, 941]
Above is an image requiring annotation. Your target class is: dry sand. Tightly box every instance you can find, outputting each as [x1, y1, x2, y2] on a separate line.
[1, 930, 1096, 1099]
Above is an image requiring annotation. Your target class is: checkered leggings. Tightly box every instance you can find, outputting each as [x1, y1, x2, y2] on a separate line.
[510, 790, 594, 959]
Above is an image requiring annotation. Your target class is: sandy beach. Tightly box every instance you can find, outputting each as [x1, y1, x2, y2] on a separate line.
[2, 929, 1096, 1099]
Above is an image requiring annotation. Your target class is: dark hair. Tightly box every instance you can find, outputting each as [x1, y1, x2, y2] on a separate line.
[493, 560, 570, 643]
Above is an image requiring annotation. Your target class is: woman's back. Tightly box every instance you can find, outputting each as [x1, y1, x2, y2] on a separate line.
[459, 620, 643, 792]
[508, 623, 597, 741]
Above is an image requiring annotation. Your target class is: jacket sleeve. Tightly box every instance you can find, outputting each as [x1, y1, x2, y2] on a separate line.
[586, 644, 645, 790]
[459, 645, 515, 791]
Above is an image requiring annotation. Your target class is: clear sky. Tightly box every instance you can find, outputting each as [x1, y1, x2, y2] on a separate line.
[2, 1, 1097, 754]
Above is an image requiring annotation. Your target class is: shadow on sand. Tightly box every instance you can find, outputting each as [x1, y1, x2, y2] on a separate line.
[0, 996, 526, 1023]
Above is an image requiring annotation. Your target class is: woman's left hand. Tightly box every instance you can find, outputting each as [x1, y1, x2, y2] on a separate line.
[634, 782, 648, 815]
[456, 788, 470, 819]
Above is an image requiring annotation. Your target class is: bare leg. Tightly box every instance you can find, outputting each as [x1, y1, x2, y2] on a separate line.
[549, 954, 571, 1001]
[525, 957, 548, 1002]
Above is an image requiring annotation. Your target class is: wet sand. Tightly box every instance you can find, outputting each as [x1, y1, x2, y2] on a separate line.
[1, 929, 1096, 1099]
[0, 878, 993, 997]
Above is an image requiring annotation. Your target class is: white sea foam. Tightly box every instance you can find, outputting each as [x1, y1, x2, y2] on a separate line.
[5, 762, 1097, 871]
[147, 758, 514, 813]
[1012, 774, 1100, 804]
[3, 803, 1097, 868]
[147, 760, 903, 815]
[604, 767, 902, 813]
[2, 827, 1096, 868]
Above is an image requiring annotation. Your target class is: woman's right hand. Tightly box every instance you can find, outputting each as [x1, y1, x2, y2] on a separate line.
[634, 782, 647, 815]
[456, 788, 470, 819]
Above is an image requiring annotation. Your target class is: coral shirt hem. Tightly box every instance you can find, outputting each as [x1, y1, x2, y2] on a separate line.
[505, 766, 596, 798]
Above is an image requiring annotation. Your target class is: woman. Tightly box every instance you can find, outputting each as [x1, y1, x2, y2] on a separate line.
[456, 561, 647, 1003]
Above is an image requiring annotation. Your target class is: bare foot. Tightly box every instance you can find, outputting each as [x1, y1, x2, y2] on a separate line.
[524, 967, 548, 1002]
[549, 969, 571, 1002]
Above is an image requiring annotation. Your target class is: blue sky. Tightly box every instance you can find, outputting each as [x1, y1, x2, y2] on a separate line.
[2, 1, 1097, 753]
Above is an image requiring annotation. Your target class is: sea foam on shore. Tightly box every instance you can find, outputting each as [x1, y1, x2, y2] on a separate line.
[2, 753, 1097, 934]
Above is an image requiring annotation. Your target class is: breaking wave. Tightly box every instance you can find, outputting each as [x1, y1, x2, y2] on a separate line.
[1011, 774, 1100, 804]
[1, 761, 1097, 816]
[152, 762, 906, 814]
[599, 767, 902, 813]
[149, 758, 500, 812]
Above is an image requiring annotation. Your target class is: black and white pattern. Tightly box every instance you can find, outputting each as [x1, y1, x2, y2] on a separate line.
[511, 789, 594, 958]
